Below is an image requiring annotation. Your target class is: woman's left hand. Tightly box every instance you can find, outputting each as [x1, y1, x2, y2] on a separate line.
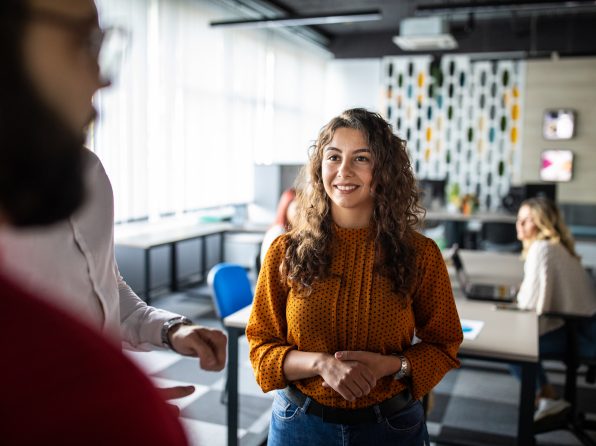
[322, 351, 399, 387]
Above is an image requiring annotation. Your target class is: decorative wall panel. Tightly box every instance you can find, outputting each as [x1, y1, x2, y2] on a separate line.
[382, 56, 525, 211]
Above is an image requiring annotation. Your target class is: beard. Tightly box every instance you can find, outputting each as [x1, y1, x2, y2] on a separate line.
[0, 82, 87, 228]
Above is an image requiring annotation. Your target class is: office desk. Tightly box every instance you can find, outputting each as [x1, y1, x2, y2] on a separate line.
[223, 299, 538, 446]
[223, 305, 253, 446]
[454, 250, 537, 445]
[223, 251, 533, 446]
[457, 300, 538, 446]
[115, 222, 266, 304]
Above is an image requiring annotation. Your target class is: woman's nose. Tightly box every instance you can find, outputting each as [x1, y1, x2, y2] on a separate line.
[337, 160, 352, 177]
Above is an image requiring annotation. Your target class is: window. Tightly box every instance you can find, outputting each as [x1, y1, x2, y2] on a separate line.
[91, 0, 329, 223]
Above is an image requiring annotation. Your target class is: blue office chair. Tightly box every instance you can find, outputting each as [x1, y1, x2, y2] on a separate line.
[207, 263, 254, 404]
[207, 263, 254, 320]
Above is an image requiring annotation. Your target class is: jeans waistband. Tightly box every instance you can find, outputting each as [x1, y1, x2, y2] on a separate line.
[281, 386, 413, 425]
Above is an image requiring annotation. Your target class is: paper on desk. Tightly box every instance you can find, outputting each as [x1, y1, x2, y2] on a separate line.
[460, 319, 484, 340]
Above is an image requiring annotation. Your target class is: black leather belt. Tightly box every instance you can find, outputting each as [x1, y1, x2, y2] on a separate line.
[281, 386, 413, 425]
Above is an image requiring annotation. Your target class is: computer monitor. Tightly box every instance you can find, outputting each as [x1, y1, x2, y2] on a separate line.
[501, 183, 557, 213]
[418, 179, 447, 210]
[524, 183, 557, 202]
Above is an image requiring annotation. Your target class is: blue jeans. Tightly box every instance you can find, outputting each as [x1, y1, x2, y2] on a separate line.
[268, 390, 430, 446]
[510, 317, 596, 390]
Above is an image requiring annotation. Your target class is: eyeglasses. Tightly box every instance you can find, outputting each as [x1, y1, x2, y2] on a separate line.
[27, 9, 130, 84]
[97, 26, 130, 84]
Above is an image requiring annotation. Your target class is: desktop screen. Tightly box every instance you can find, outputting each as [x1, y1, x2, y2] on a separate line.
[418, 179, 447, 210]
[524, 183, 557, 202]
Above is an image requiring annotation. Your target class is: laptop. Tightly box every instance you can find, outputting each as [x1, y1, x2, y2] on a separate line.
[451, 248, 518, 303]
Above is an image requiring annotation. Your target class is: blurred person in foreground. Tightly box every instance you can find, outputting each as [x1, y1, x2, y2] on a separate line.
[0, 0, 222, 443]
[0, 0, 226, 372]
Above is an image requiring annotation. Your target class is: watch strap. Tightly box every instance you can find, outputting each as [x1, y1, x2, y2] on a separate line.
[161, 316, 193, 351]
[392, 354, 409, 380]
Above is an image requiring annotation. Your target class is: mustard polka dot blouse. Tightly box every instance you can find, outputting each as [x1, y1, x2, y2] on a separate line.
[247, 224, 463, 408]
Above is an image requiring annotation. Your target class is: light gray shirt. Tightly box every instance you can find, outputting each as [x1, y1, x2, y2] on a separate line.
[0, 149, 180, 349]
[517, 239, 596, 335]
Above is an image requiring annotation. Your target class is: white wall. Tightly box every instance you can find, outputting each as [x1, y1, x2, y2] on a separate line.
[324, 59, 382, 120]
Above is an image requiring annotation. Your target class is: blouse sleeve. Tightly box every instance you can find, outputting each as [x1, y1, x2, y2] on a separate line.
[516, 241, 553, 314]
[403, 238, 463, 399]
[246, 235, 295, 392]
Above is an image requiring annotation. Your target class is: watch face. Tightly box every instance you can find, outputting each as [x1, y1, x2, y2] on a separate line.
[393, 356, 407, 380]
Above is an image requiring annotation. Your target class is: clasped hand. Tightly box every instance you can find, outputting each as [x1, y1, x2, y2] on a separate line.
[169, 324, 227, 371]
[319, 351, 389, 402]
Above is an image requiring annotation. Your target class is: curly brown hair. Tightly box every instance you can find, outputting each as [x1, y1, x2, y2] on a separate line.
[283, 108, 424, 299]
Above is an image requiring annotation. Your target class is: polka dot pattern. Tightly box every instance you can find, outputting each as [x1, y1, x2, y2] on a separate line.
[246, 225, 463, 407]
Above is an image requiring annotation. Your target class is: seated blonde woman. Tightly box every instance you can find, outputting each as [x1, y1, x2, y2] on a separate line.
[513, 197, 596, 423]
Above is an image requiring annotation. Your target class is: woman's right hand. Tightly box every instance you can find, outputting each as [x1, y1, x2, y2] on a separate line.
[317, 355, 377, 401]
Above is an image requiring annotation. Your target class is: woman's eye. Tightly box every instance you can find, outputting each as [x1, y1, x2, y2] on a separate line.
[356, 156, 369, 162]
[327, 155, 339, 161]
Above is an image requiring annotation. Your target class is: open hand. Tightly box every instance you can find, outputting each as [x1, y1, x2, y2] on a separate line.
[157, 385, 195, 416]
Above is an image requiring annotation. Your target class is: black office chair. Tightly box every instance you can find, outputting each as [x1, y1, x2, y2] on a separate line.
[536, 312, 596, 446]
[479, 221, 522, 253]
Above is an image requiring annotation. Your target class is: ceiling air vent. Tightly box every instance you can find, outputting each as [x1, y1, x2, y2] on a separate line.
[393, 16, 457, 51]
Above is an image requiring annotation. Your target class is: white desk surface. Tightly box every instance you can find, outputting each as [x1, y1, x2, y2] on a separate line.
[115, 222, 268, 249]
[224, 250, 536, 363]
[224, 304, 253, 329]
[223, 301, 538, 364]
[425, 210, 516, 224]
[223, 250, 538, 446]
[457, 300, 537, 363]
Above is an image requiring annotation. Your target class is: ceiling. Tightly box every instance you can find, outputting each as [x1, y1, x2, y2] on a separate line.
[223, 0, 596, 58]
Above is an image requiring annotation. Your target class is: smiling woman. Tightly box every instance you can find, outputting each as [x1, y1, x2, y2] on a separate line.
[322, 127, 374, 228]
[247, 108, 463, 446]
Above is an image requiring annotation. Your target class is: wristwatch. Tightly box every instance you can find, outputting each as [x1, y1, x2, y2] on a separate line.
[392, 354, 409, 380]
[161, 316, 193, 351]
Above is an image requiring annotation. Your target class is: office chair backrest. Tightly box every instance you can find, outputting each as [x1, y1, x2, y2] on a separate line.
[207, 263, 253, 319]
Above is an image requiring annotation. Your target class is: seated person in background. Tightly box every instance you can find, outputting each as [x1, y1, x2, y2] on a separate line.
[259, 187, 297, 266]
[513, 197, 596, 423]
